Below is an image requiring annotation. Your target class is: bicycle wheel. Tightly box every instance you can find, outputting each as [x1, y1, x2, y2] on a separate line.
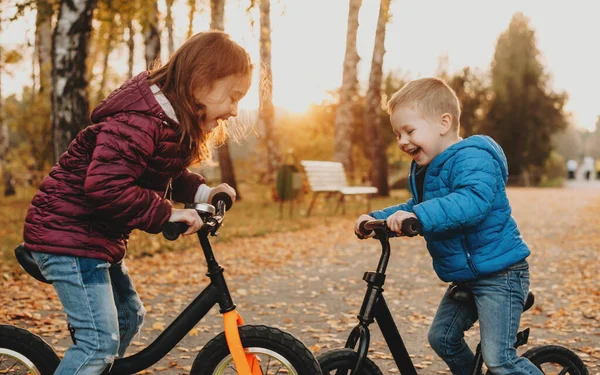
[522, 345, 589, 375]
[318, 349, 383, 375]
[190, 324, 322, 375]
[0, 324, 60, 375]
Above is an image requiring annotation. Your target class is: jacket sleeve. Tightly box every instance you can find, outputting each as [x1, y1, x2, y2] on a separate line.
[412, 150, 499, 234]
[171, 169, 205, 204]
[84, 119, 172, 234]
[369, 198, 416, 220]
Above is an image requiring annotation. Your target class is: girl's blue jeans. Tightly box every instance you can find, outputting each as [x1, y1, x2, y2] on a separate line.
[428, 261, 543, 375]
[32, 252, 146, 375]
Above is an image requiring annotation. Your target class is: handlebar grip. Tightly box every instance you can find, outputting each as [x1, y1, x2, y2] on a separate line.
[211, 192, 233, 211]
[162, 222, 189, 241]
[401, 217, 422, 237]
[357, 220, 373, 238]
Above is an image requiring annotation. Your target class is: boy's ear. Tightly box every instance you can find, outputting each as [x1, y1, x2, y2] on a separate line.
[439, 113, 453, 135]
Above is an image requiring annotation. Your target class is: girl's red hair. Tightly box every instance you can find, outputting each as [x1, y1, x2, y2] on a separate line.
[148, 31, 252, 164]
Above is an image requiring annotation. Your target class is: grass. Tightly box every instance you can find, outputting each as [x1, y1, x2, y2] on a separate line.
[1, 183, 409, 268]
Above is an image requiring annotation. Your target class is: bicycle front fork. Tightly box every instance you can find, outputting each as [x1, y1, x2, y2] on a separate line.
[471, 327, 531, 375]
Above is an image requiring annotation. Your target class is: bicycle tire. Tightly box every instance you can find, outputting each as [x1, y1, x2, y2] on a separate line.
[521, 344, 589, 375]
[190, 324, 322, 375]
[0, 324, 60, 375]
[318, 348, 383, 375]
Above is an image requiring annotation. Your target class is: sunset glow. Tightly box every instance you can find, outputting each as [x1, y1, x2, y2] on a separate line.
[2, 0, 599, 129]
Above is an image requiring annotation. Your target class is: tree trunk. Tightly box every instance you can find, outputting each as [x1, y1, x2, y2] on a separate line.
[187, 0, 196, 39]
[210, 0, 241, 197]
[210, 0, 225, 30]
[96, 23, 116, 104]
[36, 0, 53, 94]
[165, 0, 175, 55]
[333, 0, 362, 178]
[0, 10, 10, 195]
[143, 0, 161, 69]
[257, 0, 278, 183]
[364, 0, 390, 196]
[52, 0, 98, 162]
[127, 19, 135, 79]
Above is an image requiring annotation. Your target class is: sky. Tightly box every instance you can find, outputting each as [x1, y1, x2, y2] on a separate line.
[2, 0, 599, 131]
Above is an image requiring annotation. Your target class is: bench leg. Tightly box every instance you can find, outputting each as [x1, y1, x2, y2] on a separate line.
[335, 194, 345, 215]
[367, 194, 372, 213]
[307, 192, 319, 217]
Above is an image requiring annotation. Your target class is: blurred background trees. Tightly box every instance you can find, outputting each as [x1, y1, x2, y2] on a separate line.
[0, 1, 592, 199]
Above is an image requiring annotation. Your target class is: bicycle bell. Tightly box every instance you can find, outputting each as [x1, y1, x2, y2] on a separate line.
[191, 203, 216, 217]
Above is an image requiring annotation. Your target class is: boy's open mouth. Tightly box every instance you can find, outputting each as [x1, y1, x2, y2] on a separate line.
[407, 147, 421, 158]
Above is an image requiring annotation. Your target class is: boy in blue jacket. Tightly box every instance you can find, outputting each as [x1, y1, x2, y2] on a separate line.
[355, 77, 541, 375]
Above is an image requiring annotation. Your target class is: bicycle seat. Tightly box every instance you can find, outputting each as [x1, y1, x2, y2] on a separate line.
[450, 284, 535, 313]
[523, 291, 534, 312]
[14, 244, 50, 284]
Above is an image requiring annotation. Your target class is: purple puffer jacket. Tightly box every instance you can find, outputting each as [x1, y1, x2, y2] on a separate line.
[23, 72, 204, 263]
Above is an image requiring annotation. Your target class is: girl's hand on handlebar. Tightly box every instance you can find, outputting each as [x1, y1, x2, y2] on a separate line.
[386, 211, 417, 236]
[354, 214, 376, 239]
[208, 183, 236, 205]
[169, 208, 203, 236]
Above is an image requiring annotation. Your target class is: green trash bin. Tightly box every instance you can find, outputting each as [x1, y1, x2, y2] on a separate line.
[276, 165, 302, 201]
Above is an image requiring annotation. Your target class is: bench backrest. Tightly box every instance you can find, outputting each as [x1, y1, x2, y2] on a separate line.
[300, 160, 349, 192]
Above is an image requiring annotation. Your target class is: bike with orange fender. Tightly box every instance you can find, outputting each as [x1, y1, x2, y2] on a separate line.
[1, 193, 322, 375]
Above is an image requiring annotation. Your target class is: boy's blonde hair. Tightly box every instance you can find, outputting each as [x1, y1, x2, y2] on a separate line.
[388, 77, 461, 130]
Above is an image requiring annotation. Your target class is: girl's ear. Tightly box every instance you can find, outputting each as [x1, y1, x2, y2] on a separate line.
[439, 113, 453, 135]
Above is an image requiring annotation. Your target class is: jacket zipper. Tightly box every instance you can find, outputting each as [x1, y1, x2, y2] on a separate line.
[409, 162, 418, 203]
[462, 234, 479, 276]
[164, 178, 173, 200]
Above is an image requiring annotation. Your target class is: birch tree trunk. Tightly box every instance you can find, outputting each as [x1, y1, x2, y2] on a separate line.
[210, 0, 225, 30]
[333, 0, 362, 178]
[165, 0, 175, 55]
[52, 0, 97, 161]
[143, 0, 161, 68]
[364, 0, 390, 196]
[210, 0, 241, 197]
[187, 0, 196, 39]
[35, 0, 53, 94]
[257, 0, 278, 183]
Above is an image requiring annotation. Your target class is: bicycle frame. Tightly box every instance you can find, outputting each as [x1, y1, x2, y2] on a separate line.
[343, 229, 489, 375]
[108, 226, 260, 375]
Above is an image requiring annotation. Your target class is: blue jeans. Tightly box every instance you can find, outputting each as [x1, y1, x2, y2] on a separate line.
[32, 252, 146, 375]
[427, 261, 542, 375]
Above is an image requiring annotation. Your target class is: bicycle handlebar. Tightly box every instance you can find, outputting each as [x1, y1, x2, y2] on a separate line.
[358, 217, 422, 238]
[161, 192, 233, 241]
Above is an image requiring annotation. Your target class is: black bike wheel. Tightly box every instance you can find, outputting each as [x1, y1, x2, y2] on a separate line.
[190, 324, 322, 375]
[0, 324, 60, 375]
[522, 345, 589, 375]
[318, 349, 383, 375]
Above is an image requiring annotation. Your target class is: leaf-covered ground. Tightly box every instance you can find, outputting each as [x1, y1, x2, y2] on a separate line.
[2, 182, 599, 374]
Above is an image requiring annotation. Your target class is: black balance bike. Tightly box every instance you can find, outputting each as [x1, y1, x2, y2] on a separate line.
[1, 194, 322, 375]
[318, 218, 588, 375]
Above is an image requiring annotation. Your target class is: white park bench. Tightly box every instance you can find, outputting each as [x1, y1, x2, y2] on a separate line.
[300, 160, 378, 216]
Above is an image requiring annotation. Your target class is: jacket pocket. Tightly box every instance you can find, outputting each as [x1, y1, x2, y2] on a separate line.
[461, 235, 479, 276]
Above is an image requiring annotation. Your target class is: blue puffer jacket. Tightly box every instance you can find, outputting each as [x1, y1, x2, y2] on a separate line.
[370, 135, 530, 282]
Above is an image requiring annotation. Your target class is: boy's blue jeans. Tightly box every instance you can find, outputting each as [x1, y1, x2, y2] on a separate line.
[32, 252, 146, 375]
[428, 261, 542, 375]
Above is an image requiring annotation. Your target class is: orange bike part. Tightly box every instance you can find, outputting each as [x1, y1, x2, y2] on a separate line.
[223, 311, 263, 375]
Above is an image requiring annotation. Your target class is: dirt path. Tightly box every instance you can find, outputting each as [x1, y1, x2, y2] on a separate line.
[2, 184, 599, 374]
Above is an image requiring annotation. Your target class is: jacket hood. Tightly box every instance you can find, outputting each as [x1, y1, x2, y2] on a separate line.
[424, 135, 509, 183]
[90, 71, 168, 124]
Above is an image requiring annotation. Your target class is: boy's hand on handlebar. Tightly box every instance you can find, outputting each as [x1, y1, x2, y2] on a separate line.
[354, 214, 376, 239]
[386, 211, 417, 236]
[208, 183, 236, 205]
[169, 208, 203, 236]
